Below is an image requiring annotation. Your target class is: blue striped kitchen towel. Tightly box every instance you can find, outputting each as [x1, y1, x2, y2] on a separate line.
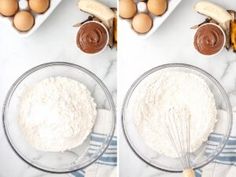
[71, 109, 117, 177]
[195, 110, 236, 177]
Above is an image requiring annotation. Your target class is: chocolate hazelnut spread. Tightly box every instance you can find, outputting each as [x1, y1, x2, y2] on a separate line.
[77, 21, 108, 54]
[194, 24, 225, 55]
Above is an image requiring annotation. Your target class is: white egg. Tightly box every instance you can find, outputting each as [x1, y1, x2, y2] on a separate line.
[19, 0, 28, 10]
[137, 2, 147, 13]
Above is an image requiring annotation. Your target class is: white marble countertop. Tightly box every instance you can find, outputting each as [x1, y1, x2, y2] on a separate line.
[118, 0, 236, 177]
[0, 0, 116, 177]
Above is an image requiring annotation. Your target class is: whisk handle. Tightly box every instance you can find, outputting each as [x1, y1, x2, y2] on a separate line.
[183, 169, 195, 177]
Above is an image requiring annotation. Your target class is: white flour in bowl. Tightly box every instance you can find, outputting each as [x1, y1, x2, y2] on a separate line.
[132, 70, 217, 157]
[18, 77, 97, 152]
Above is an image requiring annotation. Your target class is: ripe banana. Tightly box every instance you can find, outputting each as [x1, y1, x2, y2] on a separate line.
[78, 0, 115, 27]
[194, 1, 232, 30]
[231, 20, 236, 51]
[230, 11, 236, 51]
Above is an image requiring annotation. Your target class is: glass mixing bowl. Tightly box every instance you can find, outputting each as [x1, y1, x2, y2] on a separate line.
[122, 63, 232, 172]
[3, 62, 116, 173]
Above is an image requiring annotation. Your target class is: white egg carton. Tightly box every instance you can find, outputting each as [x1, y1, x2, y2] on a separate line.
[120, 0, 182, 39]
[0, 0, 62, 37]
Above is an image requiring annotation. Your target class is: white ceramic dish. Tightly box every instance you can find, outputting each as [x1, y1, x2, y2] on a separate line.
[194, 23, 226, 57]
[76, 21, 110, 56]
[119, 0, 182, 39]
[0, 0, 62, 37]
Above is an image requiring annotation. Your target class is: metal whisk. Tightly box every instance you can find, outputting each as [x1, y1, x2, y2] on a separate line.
[165, 107, 195, 177]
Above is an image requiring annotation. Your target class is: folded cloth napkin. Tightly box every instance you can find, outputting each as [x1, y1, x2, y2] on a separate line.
[195, 109, 236, 177]
[70, 109, 117, 177]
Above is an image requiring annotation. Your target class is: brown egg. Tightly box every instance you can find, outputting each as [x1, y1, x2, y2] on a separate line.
[132, 13, 153, 34]
[0, 0, 18, 17]
[119, 0, 137, 19]
[147, 0, 168, 16]
[13, 11, 35, 32]
[29, 0, 50, 14]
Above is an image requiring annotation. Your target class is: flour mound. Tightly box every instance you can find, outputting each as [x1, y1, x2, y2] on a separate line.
[18, 77, 97, 152]
[133, 70, 217, 157]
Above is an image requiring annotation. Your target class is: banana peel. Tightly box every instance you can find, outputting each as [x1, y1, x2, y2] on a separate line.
[194, 1, 232, 30]
[113, 9, 117, 48]
[78, 0, 115, 28]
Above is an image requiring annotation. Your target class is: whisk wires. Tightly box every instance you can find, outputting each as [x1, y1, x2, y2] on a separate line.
[164, 107, 192, 170]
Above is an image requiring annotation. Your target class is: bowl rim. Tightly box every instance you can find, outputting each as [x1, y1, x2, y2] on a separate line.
[121, 63, 232, 173]
[2, 62, 116, 174]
